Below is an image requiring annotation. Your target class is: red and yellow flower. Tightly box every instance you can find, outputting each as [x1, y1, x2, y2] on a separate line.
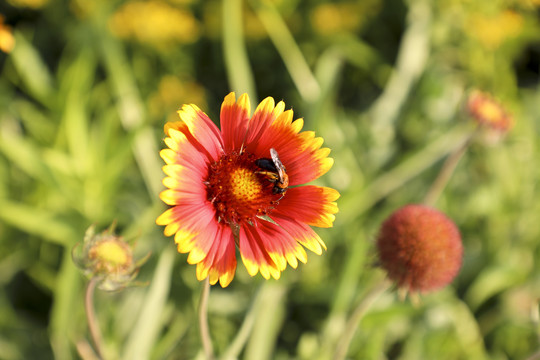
[467, 90, 513, 132]
[157, 93, 339, 287]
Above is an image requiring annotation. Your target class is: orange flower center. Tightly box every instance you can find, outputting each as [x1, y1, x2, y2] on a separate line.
[476, 101, 504, 124]
[205, 151, 280, 225]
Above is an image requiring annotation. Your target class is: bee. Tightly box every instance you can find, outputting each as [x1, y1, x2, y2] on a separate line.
[255, 148, 289, 196]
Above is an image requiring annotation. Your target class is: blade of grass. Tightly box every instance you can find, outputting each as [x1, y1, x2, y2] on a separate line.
[122, 247, 175, 360]
[243, 283, 286, 360]
[368, 0, 431, 130]
[223, 0, 257, 101]
[251, 0, 320, 102]
[339, 123, 475, 224]
[9, 31, 54, 106]
[58, 48, 97, 177]
[0, 200, 77, 246]
[50, 250, 83, 360]
[99, 35, 163, 200]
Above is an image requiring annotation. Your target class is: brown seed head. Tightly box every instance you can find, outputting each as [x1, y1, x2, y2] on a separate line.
[376, 205, 463, 294]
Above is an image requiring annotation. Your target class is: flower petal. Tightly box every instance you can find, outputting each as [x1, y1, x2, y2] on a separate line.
[243, 97, 286, 147]
[276, 186, 339, 228]
[255, 220, 309, 269]
[238, 225, 281, 280]
[273, 215, 327, 255]
[196, 225, 237, 287]
[249, 109, 334, 185]
[171, 104, 224, 162]
[220, 92, 251, 152]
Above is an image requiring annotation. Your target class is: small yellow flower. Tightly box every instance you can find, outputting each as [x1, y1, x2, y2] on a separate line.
[0, 15, 15, 53]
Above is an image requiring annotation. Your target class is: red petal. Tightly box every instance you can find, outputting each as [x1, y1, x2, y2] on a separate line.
[220, 93, 250, 152]
[171, 104, 224, 162]
[196, 224, 237, 287]
[276, 186, 339, 228]
[238, 224, 281, 280]
[249, 111, 333, 185]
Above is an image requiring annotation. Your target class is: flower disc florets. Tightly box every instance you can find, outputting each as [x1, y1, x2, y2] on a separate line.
[205, 151, 279, 225]
[376, 205, 463, 294]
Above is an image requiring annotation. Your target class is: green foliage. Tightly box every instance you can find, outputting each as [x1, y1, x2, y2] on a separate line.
[1, 0, 539, 359]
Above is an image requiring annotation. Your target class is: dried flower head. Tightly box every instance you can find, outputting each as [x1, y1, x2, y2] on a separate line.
[376, 205, 463, 294]
[157, 92, 339, 287]
[73, 224, 150, 291]
[467, 90, 513, 133]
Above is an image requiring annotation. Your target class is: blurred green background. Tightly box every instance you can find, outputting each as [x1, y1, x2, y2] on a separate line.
[1, 0, 540, 359]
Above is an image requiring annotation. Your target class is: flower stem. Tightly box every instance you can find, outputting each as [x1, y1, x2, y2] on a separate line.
[333, 279, 392, 360]
[199, 278, 214, 360]
[423, 133, 473, 207]
[85, 277, 104, 360]
[222, 287, 262, 360]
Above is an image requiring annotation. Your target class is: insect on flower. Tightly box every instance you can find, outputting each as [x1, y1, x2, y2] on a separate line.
[156, 92, 339, 287]
[255, 148, 289, 197]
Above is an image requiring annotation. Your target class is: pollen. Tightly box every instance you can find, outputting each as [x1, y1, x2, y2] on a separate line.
[205, 151, 278, 225]
[230, 168, 263, 201]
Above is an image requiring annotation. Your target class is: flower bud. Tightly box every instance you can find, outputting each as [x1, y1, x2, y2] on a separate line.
[73, 224, 149, 291]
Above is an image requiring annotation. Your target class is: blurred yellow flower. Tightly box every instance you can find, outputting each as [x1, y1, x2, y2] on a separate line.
[310, 1, 380, 36]
[467, 10, 524, 49]
[0, 15, 15, 53]
[108, 1, 200, 45]
[516, 0, 540, 7]
[149, 76, 207, 123]
[7, 0, 48, 9]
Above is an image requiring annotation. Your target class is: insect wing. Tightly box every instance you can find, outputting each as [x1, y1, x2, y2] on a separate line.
[269, 148, 286, 178]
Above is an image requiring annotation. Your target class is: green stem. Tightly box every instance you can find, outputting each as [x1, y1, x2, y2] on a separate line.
[85, 277, 104, 360]
[199, 278, 214, 360]
[221, 287, 262, 360]
[252, 0, 320, 102]
[339, 124, 474, 224]
[223, 0, 257, 102]
[333, 279, 392, 360]
[423, 134, 472, 207]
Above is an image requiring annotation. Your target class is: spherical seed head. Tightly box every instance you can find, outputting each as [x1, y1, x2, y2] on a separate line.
[376, 205, 463, 294]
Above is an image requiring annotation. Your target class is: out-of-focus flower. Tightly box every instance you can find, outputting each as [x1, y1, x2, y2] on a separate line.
[108, 1, 200, 46]
[7, 0, 48, 9]
[157, 92, 339, 287]
[73, 224, 150, 291]
[467, 90, 513, 133]
[310, 1, 380, 36]
[376, 205, 463, 294]
[518, 0, 540, 7]
[467, 10, 524, 49]
[149, 76, 207, 123]
[0, 15, 15, 53]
